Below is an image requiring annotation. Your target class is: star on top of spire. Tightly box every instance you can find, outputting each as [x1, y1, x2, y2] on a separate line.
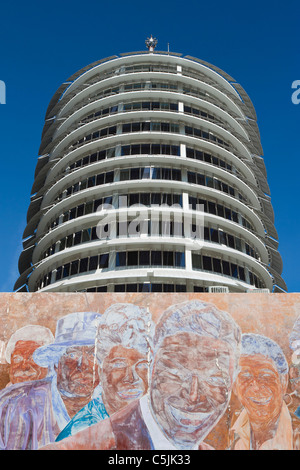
[145, 35, 158, 52]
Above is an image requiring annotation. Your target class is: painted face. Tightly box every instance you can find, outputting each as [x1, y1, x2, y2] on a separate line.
[150, 332, 235, 449]
[289, 349, 300, 395]
[56, 345, 99, 398]
[101, 345, 148, 414]
[10, 340, 48, 384]
[234, 354, 285, 423]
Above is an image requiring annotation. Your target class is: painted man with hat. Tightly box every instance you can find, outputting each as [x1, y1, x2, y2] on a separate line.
[41, 300, 241, 450]
[0, 311, 101, 450]
[55, 303, 154, 442]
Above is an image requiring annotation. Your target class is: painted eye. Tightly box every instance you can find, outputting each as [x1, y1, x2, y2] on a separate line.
[239, 372, 252, 379]
[136, 361, 148, 369]
[207, 376, 226, 386]
[112, 361, 127, 368]
[12, 356, 23, 364]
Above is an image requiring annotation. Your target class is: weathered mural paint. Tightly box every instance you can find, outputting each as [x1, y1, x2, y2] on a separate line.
[0, 293, 299, 450]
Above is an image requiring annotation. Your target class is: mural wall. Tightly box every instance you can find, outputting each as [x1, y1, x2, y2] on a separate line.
[0, 292, 300, 450]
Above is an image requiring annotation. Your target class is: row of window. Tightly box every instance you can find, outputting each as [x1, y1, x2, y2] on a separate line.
[114, 283, 187, 293]
[39, 252, 110, 289]
[85, 64, 178, 91]
[81, 283, 189, 293]
[102, 62, 224, 91]
[123, 81, 178, 92]
[75, 126, 117, 147]
[80, 101, 179, 127]
[43, 219, 259, 262]
[37, 250, 185, 289]
[187, 170, 246, 202]
[68, 121, 232, 156]
[66, 143, 236, 176]
[203, 227, 259, 259]
[59, 171, 114, 201]
[73, 82, 180, 122]
[80, 101, 223, 128]
[183, 105, 222, 124]
[81, 64, 180, 99]
[58, 165, 247, 205]
[188, 196, 254, 231]
[119, 166, 182, 181]
[185, 125, 230, 149]
[70, 73, 232, 127]
[48, 191, 254, 238]
[63, 143, 237, 190]
[186, 147, 233, 172]
[91, 61, 216, 93]
[37, 247, 264, 291]
[115, 250, 185, 268]
[120, 143, 180, 156]
[121, 121, 180, 134]
[49, 192, 183, 231]
[106, 63, 178, 77]
[192, 253, 264, 288]
[66, 143, 181, 174]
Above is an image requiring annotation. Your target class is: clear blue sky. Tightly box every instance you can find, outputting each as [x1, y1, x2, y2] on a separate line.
[0, 0, 299, 292]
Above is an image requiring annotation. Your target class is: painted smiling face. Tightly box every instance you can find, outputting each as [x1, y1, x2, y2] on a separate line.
[234, 354, 285, 423]
[150, 332, 235, 449]
[101, 345, 149, 415]
[10, 340, 48, 384]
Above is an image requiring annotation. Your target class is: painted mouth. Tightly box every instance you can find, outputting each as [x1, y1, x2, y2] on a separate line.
[168, 404, 213, 430]
[14, 371, 37, 377]
[117, 389, 144, 400]
[248, 396, 272, 405]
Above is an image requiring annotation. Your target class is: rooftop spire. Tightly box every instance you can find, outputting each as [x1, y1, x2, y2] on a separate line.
[145, 35, 158, 52]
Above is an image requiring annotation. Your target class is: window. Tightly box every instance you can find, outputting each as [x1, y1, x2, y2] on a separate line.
[74, 232, 82, 245]
[120, 169, 130, 181]
[115, 284, 125, 292]
[139, 251, 150, 265]
[203, 256, 212, 271]
[141, 144, 150, 154]
[99, 253, 109, 269]
[128, 251, 138, 266]
[130, 168, 140, 180]
[152, 284, 163, 292]
[62, 263, 70, 278]
[231, 263, 238, 278]
[239, 266, 245, 281]
[222, 261, 230, 276]
[116, 252, 126, 267]
[71, 260, 79, 276]
[105, 172, 114, 183]
[213, 258, 222, 273]
[175, 252, 185, 267]
[82, 229, 91, 243]
[163, 251, 173, 266]
[140, 193, 150, 205]
[151, 251, 162, 266]
[55, 266, 62, 281]
[79, 258, 88, 273]
[89, 256, 98, 271]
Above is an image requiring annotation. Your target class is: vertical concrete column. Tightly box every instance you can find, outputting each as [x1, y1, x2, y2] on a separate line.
[185, 248, 192, 272]
[109, 250, 116, 270]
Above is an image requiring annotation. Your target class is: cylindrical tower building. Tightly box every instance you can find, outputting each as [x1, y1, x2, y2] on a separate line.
[15, 42, 286, 294]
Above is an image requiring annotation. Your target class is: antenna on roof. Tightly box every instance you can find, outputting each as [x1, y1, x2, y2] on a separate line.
[145, 35, 158, 53]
